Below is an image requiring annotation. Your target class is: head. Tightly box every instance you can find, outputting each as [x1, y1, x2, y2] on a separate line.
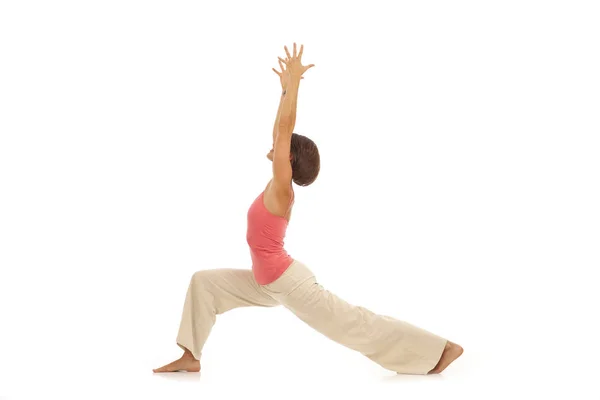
[267, 133, 320, 186]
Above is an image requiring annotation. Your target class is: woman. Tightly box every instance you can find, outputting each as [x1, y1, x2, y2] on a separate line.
[153, 43, 463, 375]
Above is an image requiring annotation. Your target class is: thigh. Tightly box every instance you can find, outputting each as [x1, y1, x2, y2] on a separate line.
[192, 268, 279, 314]
[263, 262, 394, 341]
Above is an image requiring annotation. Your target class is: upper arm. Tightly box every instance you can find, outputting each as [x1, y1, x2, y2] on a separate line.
[271, 120, 293, 192]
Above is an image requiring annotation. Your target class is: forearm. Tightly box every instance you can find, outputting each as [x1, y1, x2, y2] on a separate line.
[272, 90, 286, 144]
[278, 78, 300, 134]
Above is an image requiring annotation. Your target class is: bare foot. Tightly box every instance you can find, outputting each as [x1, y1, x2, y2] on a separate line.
[428, 341, 463, 374]
[153, 351, 200, 373]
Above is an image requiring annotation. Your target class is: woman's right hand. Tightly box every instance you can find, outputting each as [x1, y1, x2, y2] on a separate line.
[273, 58, 297, 90]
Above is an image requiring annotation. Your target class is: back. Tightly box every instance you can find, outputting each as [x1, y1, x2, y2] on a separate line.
[246, 184, 295, 285]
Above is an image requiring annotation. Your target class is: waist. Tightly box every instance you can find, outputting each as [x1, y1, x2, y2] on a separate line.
[250, 248, 294, 285]
[250, 247, 292, 265]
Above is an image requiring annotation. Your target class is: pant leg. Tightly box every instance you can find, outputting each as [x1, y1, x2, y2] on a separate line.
[177, 268, 279, 361]
[260, 260, 447, 375]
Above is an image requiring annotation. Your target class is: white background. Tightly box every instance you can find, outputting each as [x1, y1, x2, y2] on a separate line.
[1, 1, 599, 399]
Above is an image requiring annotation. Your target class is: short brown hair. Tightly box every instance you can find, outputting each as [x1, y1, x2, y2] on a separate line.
[290, 133, 320, 186]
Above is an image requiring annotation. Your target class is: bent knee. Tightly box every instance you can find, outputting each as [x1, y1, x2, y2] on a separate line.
[191, 270, 212, 288]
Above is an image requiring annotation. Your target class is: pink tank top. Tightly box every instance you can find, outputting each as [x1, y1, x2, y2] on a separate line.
[246, 187, 294, 285]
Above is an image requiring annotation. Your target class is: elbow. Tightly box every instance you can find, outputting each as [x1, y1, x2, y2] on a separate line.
[278, 116, 293, 129]
[277, 118, 294, 137]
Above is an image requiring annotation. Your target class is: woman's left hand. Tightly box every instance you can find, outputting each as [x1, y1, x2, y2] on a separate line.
[273, 43, 313, 89]
[272, 58, 303, 90]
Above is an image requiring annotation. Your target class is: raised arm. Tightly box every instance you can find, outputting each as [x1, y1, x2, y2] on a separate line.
[271, 43, 314, 193]
[271, 58, 301, 145]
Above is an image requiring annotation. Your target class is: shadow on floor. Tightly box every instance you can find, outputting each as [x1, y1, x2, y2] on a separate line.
[380, 372, 446, 382]
[152, 371, 202, 383]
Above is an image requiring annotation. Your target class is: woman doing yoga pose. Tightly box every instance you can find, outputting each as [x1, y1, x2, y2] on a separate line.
[153, 43, 463, 375]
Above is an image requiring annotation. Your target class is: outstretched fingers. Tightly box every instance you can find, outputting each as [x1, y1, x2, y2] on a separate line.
[273, 58, 286, 76]
[277, 43, 312, 79]
[285, 43, 303, 60]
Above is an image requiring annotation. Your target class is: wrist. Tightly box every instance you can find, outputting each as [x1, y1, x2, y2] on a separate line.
[289, 76, 301, 86]
[283, 78, 300, 94]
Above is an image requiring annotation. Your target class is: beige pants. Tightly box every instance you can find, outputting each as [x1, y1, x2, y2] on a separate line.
[177, 259, 447, 375]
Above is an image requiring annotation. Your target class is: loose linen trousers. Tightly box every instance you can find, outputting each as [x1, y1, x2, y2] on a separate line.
[176, 259, 447, 375]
